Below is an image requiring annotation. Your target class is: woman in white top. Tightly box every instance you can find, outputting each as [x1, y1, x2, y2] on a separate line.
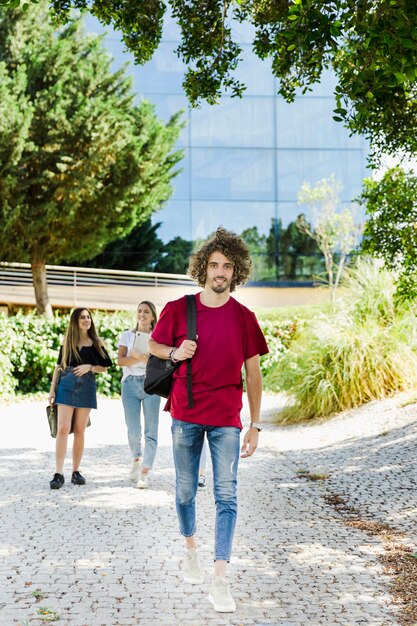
[118, 301, 160, 488]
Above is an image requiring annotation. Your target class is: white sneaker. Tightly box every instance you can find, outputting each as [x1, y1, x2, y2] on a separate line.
[181, 549, 204, 584]
[129, 459, 142, 482]
[208, 576, 236, 612]
[136, 473, 148, 489]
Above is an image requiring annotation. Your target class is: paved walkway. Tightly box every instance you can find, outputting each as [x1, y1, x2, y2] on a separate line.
[1, 392, 417, 626]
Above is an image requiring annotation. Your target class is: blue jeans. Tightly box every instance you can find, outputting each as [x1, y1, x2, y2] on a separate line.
[122, 376, 160, 469]
[171, 419, 240, 562]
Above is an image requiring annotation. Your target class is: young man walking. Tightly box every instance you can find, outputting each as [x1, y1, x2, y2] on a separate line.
[149, 227, 268, 613]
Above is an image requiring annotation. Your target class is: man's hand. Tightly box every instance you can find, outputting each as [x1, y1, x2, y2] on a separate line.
[175, 339, 197, 361]
[240, 428, 259, 458]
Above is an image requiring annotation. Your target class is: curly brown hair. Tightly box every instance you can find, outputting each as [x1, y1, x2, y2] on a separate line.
[188, 227, 252, 292]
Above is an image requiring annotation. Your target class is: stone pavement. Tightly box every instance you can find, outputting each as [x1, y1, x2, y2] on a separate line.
[1, 391, 416, 626]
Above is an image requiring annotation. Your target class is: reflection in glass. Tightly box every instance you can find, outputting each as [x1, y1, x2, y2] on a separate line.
[191, 97, 274, 148]
[83, 12, 368, 284]
[191, 148, 275, 201]
[277, 150, 366, 202]
[276, 99, 364, 149]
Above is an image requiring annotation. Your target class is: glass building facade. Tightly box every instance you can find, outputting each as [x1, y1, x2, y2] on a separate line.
[85, 15, 368, 283]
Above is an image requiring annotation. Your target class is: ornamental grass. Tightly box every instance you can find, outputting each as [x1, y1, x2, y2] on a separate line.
[276, 258, 417, 422]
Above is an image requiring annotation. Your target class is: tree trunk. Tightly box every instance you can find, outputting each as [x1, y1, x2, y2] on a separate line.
[31, 251, 53, 318]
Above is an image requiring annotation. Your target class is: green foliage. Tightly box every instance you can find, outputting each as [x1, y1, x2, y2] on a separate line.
[258, 317, 302, 392]
[297, 175, 363, 301]
[1, 0, 415, 159]
[80, 219, 322, 281]
[0, 315, 18, 399]
[79, 221, 192, 274]
[359, 166, 417, 302]
[271, 218, 321, 281]
[0, 307, 303, 399]
[153, 236, 193, 274]
[78, 218, 165, 271]
[275, 259, 417, 422]
[0, 310, 136, 399]
[0, 1, 183, 312]
[233, 221, 323, 282]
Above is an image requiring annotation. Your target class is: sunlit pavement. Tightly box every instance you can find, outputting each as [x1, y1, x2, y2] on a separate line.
[2, 391, 416, 625]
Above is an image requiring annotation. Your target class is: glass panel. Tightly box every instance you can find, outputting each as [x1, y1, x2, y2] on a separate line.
[129, 43, 186, 95]
[190, 201, 275, 240]
[191, 97, 274, 148]
[190, 201, 277, 282]
[170, 152, 191, 200]
[276, 98, 365, 149]
[145, 95, 190, 146]
[229, 18, 256, 44]
[84, 17, 185, 95]
[152, 201, 193, 242]
[277, 149, 367, 202]
[191, 148, 275, 201]
[232, 45, 275, 96]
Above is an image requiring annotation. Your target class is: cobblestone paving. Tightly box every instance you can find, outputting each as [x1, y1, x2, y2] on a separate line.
[1, 393, 414, 626]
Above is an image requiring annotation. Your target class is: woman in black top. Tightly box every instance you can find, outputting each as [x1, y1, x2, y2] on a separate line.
[48, 308, 112, 489]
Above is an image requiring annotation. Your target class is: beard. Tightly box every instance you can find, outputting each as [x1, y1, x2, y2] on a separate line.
[209, 278, 231, 293]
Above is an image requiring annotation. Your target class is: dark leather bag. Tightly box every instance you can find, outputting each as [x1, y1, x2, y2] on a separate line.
[144, 294, 196, 407]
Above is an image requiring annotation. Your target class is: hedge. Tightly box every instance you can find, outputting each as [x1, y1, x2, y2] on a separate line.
[0, 309, 295, 401]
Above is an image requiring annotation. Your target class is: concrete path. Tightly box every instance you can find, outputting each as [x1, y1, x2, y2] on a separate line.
[1, 391, 416, 626]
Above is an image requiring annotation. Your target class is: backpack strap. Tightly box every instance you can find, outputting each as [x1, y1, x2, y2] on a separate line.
[185, 294, 197, 408]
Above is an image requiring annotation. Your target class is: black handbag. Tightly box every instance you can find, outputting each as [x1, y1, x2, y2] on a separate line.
[144, 294, 196, 407]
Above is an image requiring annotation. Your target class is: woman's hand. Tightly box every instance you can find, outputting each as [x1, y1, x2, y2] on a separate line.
[129, 349, 148, 364]
[73, 364, 93, 377]
[48, 393, 55, 405]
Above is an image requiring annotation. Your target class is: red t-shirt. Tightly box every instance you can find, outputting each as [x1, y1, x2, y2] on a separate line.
[151, 293, 269, 429]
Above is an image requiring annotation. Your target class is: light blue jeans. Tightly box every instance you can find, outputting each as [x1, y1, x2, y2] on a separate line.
[122, 376, 160, 469]
[171, 419, 240, 562]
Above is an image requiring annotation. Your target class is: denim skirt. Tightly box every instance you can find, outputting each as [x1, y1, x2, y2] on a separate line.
[55, 368, 97, 409]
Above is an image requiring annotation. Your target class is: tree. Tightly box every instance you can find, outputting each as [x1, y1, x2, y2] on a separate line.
[359, 167, 417, 302]
[0, 3, 183, 315]
[2, 0, 417, 160]
[81, 219, 165, 271]
[277, 219, 321, 281]
[240, 226, 268, 281]
[154, 236, 193, 274]
[297, 175, 363, 303]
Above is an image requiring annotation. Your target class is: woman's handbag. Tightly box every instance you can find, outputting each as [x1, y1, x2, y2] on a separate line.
[46, 403, 58, 438]
[46, 367, 62, 438]
[46, 404, 92, 438]
[144, 294, 196, 407]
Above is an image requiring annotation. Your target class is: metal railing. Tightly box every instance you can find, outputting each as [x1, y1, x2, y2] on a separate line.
[0, 261, 194, 302]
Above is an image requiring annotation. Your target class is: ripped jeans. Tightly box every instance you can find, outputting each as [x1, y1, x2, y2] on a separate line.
[171, 419, 240, 562]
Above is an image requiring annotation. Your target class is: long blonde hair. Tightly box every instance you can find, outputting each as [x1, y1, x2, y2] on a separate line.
[61, 308, 106, 368]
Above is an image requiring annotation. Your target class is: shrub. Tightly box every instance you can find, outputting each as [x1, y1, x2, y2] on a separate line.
[0, 314, 18, 399]
[259, 318, 302, 392]
[0, 310, 135, 399]
[0, 307, 299, 400]
[276, 258, 417, 422]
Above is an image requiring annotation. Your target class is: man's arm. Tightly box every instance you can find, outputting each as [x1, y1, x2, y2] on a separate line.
[148, 338, 197, 362]
[241, 354, 262, 458]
